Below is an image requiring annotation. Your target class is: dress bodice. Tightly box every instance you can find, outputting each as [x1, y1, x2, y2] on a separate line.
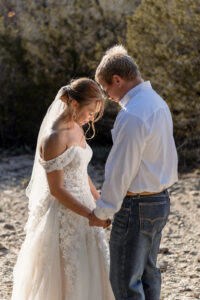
[39, 143, 93, 194]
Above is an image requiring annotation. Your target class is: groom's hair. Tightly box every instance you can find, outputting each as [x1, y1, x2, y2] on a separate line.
[95, 45, 140, 84]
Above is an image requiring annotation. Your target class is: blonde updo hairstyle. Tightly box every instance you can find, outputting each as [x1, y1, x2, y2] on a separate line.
[60, 77, 104, 139]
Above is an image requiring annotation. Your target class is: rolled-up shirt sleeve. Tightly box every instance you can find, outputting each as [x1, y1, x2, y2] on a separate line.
[94, 112, 146, 220]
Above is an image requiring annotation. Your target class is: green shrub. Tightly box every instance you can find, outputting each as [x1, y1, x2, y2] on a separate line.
[127, 0, 200, 169]
[0, 0, 139, 149]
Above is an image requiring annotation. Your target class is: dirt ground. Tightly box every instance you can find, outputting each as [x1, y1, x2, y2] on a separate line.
[0, 154, 200, 300]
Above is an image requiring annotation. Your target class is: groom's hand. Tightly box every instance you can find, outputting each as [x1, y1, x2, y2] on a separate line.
[89, 211, 111, 229]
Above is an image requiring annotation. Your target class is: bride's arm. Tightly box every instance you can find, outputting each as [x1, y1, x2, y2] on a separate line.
[47, 170, 92, 219]
[88, 176, 100, 201]
[41, 134, 92, 219]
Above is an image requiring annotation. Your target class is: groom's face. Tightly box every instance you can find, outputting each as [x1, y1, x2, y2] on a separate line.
[99, 77, 122, 103]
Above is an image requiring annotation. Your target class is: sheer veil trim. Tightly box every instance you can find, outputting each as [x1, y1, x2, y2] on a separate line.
[26, 86, 67, 212]
[12, 87, 68, 300]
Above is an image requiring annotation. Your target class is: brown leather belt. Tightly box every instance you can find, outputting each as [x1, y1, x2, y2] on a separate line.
[126, 190, 165, 196]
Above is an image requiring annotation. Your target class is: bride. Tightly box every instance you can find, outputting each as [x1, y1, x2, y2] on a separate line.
[11, 78, 114, 300]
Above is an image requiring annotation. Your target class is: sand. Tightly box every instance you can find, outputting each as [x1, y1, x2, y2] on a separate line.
[0, 154, 200, 300]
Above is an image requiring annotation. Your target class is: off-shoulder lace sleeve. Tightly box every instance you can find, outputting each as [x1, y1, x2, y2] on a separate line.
[39, 146, 75, 173]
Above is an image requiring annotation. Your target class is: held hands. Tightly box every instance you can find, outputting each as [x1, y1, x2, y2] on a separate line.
[88, 211, 111, 229]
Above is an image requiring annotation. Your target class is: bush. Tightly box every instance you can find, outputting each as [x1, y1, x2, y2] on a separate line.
[0, 0, 140, 149]
[127, 0, 200, 169]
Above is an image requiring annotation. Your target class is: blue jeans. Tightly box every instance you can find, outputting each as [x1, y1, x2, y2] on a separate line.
[109, 190, 170, 300]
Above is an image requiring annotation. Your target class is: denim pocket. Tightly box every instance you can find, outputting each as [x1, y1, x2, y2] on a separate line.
[111, 207, 131, 241]
[139, 199, 170, 236]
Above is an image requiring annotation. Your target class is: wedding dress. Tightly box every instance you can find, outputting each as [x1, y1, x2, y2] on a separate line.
[11, 86, 114, 300]
[11, 142, 114, 300]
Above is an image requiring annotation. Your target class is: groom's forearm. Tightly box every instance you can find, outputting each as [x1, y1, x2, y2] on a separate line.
[94, 192, 120, 220]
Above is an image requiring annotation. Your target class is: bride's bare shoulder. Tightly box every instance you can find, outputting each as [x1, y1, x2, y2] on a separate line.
[40, 130, 68, 161]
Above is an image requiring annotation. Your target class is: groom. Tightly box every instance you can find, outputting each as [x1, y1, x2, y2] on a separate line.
[89, 45, 178, 300]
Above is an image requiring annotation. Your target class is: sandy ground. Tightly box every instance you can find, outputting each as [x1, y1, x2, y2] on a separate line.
[0, 154, 200, 300]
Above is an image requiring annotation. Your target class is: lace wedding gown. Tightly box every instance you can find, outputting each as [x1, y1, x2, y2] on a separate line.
[11, 143, 114, 300]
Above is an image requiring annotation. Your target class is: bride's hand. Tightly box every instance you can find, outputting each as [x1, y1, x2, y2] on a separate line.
[103, 219, 111, 229]
[88, 211, 111, 228]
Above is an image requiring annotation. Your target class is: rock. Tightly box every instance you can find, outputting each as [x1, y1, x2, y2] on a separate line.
[3, 190, 12, 195]
[0, 233, 10, 238]
[180, 200, 189, 205]
[192, 293, 200, 299]
[0, 243, 7, 250]
[190, 251, 198, 256]
[159, 247, 170, 254]
[4, 224, 15, 231]
[180, 287, 192, 292]
[170, 234, 181, 239]
[190, 191, 199, 196]
[184, 250, 190, 254]
[0, 248, 9, 256]
[189, 273, 198, 278]
[159, 261, 168, 272]
[3, 279, 12, 284]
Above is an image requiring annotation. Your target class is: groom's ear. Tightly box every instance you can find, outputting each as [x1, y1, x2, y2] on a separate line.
[112, 75, 123, 87]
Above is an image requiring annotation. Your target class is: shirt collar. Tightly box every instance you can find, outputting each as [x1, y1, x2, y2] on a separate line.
[119, 81, 152, 108]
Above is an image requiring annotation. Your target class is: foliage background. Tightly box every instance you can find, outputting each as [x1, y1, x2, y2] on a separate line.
[127, 0, 200, 169]
[0, 0, 199, 170]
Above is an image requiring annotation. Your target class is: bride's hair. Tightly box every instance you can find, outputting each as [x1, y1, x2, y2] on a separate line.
[59, 77, 104, 139]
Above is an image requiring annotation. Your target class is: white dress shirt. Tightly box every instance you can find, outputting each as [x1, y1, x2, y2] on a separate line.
[94, 81, 178, 220]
